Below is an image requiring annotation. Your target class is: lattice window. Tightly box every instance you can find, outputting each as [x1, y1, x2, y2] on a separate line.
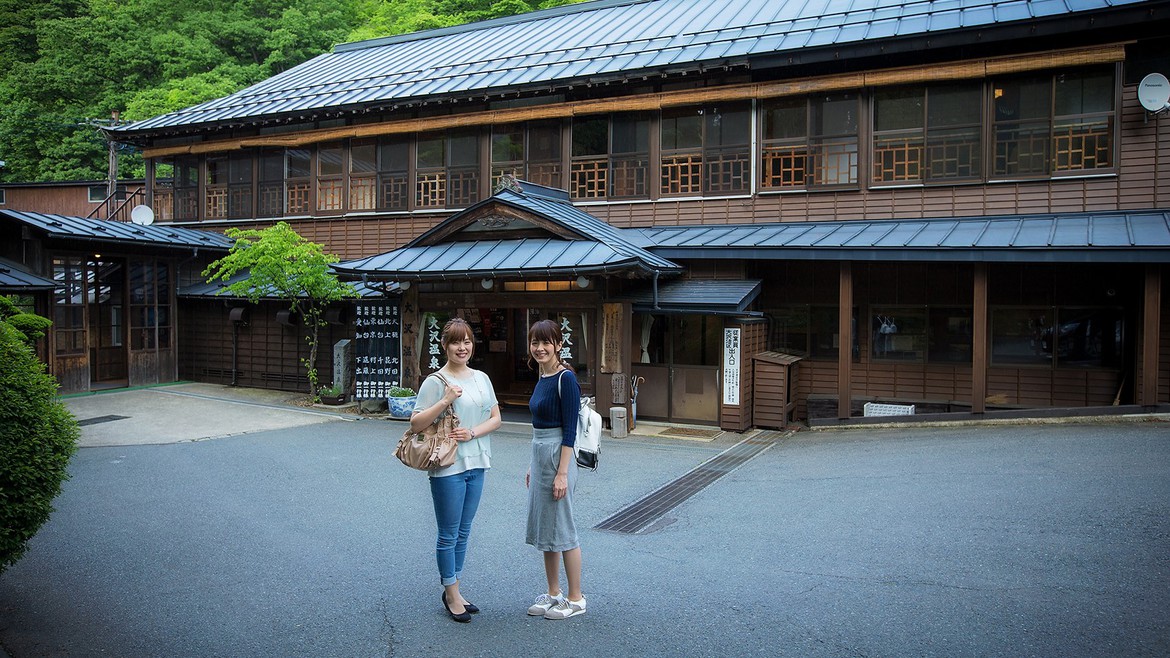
[994, 123, 1050, 176]
[205, 188, 228, 219]
[259, 184, 283, 217]
[416, 172, 446, 207]
[528, 162, 562, 189]
[153, 189, 174, 221]
[704, 149, 750, 193]
[448, 168, 479, 207]
[661, 154, 703, 195]
[286, 182, 311, 214]
[926, 130, 981, 180]
[873, 136, 924, 183]
[1053, 119, 1112, 171]
[317, 179, 344, 211]
[811, 140, 858, 186]
[349, 176, 376, 210]
[379, 173, 409, 210]
[175, 189, 199, 221]
[611, 156, 647, 198]
[760, 145, 807, 188]
[570, 158, 607, 199]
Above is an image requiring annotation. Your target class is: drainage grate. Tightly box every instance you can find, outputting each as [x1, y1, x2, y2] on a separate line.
[595, 430, 785, 534]
[77, 415, 130, 427]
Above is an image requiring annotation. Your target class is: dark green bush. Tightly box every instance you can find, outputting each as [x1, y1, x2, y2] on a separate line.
[0, 321, 78, 574]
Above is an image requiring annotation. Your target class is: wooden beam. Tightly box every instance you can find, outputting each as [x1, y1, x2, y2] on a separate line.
[142, 43, 1127, 159]
[1141, 264, 1162, 406]
[972, 263, 988, 414]
[838, 262, 853, 420]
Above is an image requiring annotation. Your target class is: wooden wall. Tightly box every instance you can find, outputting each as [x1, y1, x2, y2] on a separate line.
[2, 184, 102, 218]
[179, 299, 354, 394]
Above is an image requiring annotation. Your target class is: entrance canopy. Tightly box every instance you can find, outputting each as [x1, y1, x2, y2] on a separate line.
[619, 278, 763, 315]
[333, 179, 682, 282]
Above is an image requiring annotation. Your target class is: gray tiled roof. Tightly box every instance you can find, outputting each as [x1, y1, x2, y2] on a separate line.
[637, 210, 1170, 262]
[618, 278, 763, 314]
[112, 0, 1146, 133]
[0, 210, 234, 251]
[0, 257, 56, 291]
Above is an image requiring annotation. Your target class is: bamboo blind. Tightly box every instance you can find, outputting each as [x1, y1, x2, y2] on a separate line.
[143, 44, 1127, 159]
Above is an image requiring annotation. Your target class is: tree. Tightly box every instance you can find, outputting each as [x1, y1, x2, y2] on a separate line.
[0, 319, 78, 575]
[202, 222, 357, 398]
[0, 296, 53, 346]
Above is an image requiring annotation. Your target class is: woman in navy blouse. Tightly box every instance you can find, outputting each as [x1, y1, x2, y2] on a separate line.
[523, 319, 587, 619]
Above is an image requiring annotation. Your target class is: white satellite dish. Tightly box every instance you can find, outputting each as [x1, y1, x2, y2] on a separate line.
[129, 204, 155, 226]
[1138, 72, 1170, 114]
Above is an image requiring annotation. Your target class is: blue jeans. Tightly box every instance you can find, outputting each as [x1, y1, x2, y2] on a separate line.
[429, 468, 485, 586]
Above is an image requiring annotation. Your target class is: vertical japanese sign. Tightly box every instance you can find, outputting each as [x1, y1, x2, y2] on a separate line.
[354, 300, 401, 400]
[723, 327, 741, 406]
[559, 315, 575, 362]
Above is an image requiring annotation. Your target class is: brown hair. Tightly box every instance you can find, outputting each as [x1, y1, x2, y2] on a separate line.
[526, 318, 573, 372]
[440, 318, 475, 359]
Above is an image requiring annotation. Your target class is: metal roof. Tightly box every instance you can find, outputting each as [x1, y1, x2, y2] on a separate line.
[0, 257, 55, 292]
[0, 210, 234, 252]
[335, 179, 681, 280]
[636, 210, 1170, 263]
[180, 271, 394, 299]
[618, 278, 763, 314]
[112, 0, 1149, 134]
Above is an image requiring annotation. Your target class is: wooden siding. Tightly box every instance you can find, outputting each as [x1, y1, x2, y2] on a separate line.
[180, 300, 353, 394]
[1, 184, 102, 218]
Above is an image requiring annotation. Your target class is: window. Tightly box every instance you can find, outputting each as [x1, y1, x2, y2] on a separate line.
[768, 306, 810, 357]
[377, 138, 409, 211]
[285, 148, 312, 214]
[258, 149, 284, 217]
[52, 257, 85, 355]
[205, 156, 228, 219]
[349, 139, 377, 211]
[491, 120, 563, 190]
[88, 185, 107, 203]
[872, 84, 982, 184]
[0, 188, 5, 204]
[150, 161, 174, 221]
[174, 156, 199, 220]
[993, 66, 1114, 177]
[317, 142, 344, 212]
[870, 307, 926, 362]
[227, 152, 253, 218]
[660, 104, 750, 196]
[416, 132, 480, 209]
[570, 114, 649, 199]
[760, 93, 859, 189]
[129, 259, 171, 350]
[927, 308, 973, 363]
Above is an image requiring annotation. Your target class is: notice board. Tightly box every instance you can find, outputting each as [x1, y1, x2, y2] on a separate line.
[354, 300, 402, 400]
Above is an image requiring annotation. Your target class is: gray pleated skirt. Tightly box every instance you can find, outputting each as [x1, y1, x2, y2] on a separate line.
[525, 427, 579, 552]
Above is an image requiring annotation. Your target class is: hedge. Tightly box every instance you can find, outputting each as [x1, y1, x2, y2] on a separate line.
[0, 321, 78, 574]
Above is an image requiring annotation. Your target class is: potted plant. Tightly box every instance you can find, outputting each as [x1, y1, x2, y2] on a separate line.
[387, 385, 417, 418]
[318, 383, 346, 405]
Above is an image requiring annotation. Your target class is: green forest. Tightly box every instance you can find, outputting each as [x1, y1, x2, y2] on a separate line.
[0, 0, 583, 183]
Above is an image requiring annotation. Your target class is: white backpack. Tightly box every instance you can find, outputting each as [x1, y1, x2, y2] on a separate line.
[558, 371, 602, 471]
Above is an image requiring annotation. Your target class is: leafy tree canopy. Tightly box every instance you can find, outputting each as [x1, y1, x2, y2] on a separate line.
[0, 0, 582, 183]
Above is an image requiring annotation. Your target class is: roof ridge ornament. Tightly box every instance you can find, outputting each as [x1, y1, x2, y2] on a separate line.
[494, 173, 524, 195]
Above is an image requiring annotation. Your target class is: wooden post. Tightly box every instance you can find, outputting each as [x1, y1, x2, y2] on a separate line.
[1141, 264, 1162, 406]
[838, 262, 853, 419]
[972, 263, 988, 414]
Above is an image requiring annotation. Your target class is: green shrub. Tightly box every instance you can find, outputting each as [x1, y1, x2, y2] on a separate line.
[0, 321, 78, 574]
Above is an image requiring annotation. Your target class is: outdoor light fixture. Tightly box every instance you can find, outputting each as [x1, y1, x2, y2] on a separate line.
[480, 278, 494, 290]
[398, 280, 411, 290]
[577, 276, 590, 288]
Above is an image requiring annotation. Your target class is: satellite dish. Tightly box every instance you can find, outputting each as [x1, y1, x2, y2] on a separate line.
[1138, 72, 1170, 114]
[130, 204, 155, 226]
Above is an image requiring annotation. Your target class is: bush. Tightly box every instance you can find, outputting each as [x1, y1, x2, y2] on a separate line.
[0, 321, 78, 574]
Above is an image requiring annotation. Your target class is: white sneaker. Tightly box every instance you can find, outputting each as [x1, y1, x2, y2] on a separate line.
[543, 596, 586, 619]
[527, 593, 565, 616]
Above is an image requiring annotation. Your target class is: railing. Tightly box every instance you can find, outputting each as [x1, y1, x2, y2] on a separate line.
[86, 186, 146, 222]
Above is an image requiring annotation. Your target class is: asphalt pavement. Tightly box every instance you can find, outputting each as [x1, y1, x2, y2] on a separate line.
[0, 384, 1167, 657]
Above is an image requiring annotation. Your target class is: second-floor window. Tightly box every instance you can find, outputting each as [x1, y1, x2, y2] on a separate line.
[416, 132, 480, 208]
[492, 120, 563, 190]
[993, 66, 1114, 177]
[760, 93, 859, 190]
[872, 83, 982, 184]
[571, 114, 650, 200]
[660, 104, 751, 196]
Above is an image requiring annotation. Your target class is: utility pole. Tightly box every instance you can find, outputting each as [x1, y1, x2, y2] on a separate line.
[107, 111, 120, 199]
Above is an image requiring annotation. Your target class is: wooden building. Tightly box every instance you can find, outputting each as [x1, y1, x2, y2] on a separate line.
[102, 0, 1170, 427]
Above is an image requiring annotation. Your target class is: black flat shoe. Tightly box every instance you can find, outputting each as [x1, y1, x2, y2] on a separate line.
[442, 592, 471, 623]
[463, 601, 479, 614]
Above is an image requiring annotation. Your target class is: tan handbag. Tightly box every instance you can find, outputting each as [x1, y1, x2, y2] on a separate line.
[395, 374, 459, 471]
